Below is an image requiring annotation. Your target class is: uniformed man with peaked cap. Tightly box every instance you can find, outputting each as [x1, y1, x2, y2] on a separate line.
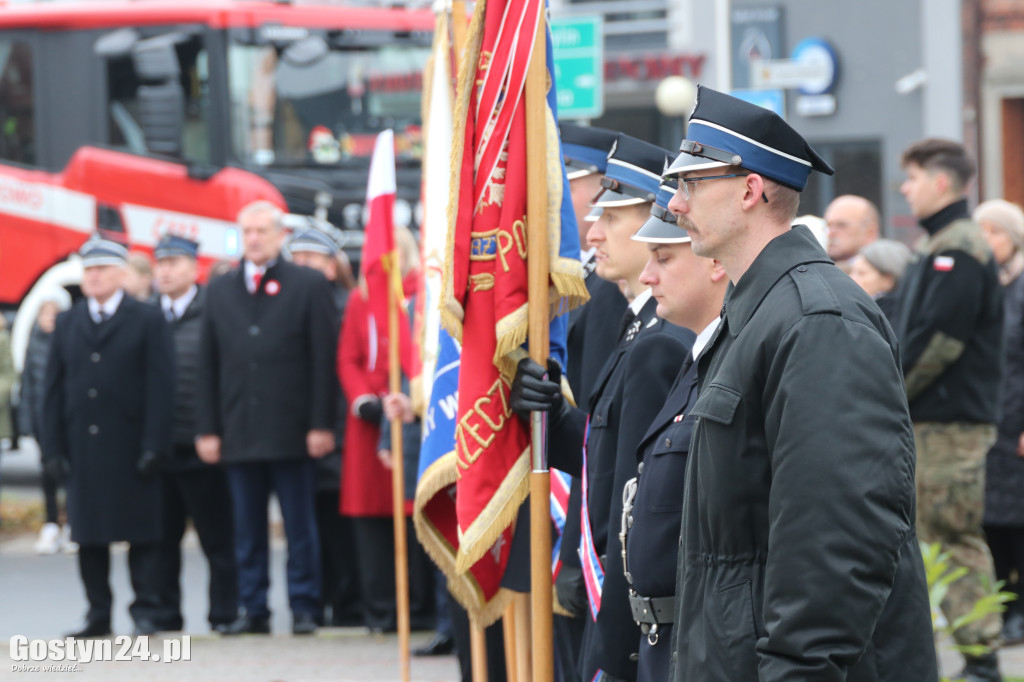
[151, 233, 239, 634]
[617, 161, 730, 682]
[43, 236, 175, 637]
[555, 122, 628, 682]
[285, 226, 365, 629]
[663, 85, 937, 682]
[511, 133, 693, 682]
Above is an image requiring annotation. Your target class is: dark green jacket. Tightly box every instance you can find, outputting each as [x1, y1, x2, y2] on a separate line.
[671, 226, 937, 682]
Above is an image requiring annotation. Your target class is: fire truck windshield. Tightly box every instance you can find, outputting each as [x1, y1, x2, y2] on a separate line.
[227, 30, 429, 168]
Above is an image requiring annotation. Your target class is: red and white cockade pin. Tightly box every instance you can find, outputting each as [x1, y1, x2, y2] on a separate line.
[265, 280, 281, 295]
[933, 256, 955, 272]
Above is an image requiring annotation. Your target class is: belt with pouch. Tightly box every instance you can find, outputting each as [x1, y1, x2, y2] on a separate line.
[629, 591, 675, 646]
[629, 592, 675, 625]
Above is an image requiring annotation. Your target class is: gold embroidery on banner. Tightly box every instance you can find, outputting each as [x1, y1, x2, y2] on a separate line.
[454, 378, 514, 475]
[511, 219, 527, 259]
[470, 229, 499, 261]
[470, 274, 494, 291]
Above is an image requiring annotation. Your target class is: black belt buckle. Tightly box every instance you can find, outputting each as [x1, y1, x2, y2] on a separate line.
[629, 592, 658, 625]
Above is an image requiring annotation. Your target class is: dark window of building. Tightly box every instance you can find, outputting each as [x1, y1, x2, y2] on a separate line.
[0, 40, 36, 165]
[801, 140, 883, 228]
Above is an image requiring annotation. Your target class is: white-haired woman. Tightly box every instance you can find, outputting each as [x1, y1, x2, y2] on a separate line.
[976, 198, 1024, 645]
[849, 238, 912, 326]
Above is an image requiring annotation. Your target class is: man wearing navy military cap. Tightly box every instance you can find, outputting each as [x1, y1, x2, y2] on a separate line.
[664, 86, 937, 682]
[556, 122, 628, 682]
[511, 133, 693, 682]
[151, 234, 238, 634]
[285, 227, 364, 629]
[43, 236, 175, 637]
[616, 163, 728, 682]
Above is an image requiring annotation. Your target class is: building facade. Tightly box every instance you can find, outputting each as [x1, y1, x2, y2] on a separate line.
[549, 0, 972, 242]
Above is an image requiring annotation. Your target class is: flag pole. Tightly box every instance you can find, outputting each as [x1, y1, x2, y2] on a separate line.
[525, 2, 554, 681]
[389, 245, 412, 682]
[471, 620, 490, 682]
[501, 606, 518, 682]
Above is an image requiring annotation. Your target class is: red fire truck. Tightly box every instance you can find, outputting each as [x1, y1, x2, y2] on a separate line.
[0, 0, 432, 366]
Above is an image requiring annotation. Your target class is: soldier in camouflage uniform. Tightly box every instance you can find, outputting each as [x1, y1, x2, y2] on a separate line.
[896, 138, 1005, 682]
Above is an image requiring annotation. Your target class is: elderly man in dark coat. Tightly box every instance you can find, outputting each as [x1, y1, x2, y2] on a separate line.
[664, 86, 937, 682]
[43, 237, 175, 638]
[197, 201, 339, 636]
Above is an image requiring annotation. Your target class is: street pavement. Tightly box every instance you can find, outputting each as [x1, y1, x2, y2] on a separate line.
[6, 441, 1024, 680]
[1, 442, 460, 681]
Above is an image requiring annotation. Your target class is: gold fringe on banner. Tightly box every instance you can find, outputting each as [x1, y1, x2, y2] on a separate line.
[440, 0, 487, 341]
[412, 452, 515, 627]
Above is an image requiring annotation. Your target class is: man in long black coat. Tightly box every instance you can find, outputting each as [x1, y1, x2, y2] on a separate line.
[43, 237, 175, 637]
[196, 201, 339, 636]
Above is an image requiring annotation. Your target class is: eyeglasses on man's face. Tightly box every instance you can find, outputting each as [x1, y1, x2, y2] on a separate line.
[676, 173, 770, 203]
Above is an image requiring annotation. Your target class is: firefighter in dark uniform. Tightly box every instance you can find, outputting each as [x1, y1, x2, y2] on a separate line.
[561, 122, 628, 412]
[286, 227, 364, 628]
[510, 134, 693, 682]
[151, 234, 238, 634]
[664, 86, 937, 682]
[619, 169, 728, 682]
[43, 237, 175, 637]
[555, 122, 627, 680]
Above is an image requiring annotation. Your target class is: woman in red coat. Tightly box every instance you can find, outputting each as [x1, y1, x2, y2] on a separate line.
[337, 230, 434, 632]
[338, 287, 390, 519]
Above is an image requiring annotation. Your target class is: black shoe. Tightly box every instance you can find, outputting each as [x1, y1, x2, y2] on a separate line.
[211, 621, 234, 635]
[133, 619, 159, 637]
[413, 633, 455, 657]
[954, 653, 1003, 682]
[292, 612, 317, 635]
[65, 618, 111, 639]
[220, 614, 271, 635]
[1002, 611, 1024, 646]
[153, 617, 183, 632]
[330, 611, 365, 628]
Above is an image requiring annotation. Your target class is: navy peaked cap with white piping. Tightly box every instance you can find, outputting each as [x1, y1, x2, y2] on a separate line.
[592, 134, 670, 207]
[560, 123, 618, 180]
[288, 228, 339, 256]
[665, 85, 834, 191]
[79, 236, 129, 267]
[154, 234, 199, 260]
[633, 156, 690, 243]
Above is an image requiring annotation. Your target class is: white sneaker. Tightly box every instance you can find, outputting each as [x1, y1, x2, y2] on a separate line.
[61, 525, 79, 554]
[34, 523, 62, 554]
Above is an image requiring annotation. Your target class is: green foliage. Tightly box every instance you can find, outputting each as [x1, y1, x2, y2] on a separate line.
[921, 541, 1017, 680]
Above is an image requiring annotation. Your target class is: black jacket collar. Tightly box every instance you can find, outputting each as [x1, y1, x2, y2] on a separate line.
[919, 198, 970, 236]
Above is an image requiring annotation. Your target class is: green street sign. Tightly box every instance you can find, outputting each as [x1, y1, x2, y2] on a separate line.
[551, 16, 604, 120]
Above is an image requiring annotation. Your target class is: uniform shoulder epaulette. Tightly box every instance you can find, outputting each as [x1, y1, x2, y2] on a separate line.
[790, 264, 841, 316]
[925, 219, 992, 265]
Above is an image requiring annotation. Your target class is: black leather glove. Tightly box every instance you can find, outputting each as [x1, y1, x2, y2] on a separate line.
[509, 357, 564, 416]
[357, 397, 384, 425]
[555, 563, 588, 618]
[136, 451, 161, 478]
[43, 457, 71, 482]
